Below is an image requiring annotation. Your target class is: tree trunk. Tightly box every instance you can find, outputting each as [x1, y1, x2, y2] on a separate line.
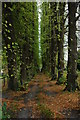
[20, 43, 29, 85]
[65, 2, 77, 91]
[57, 3, 65, 83]
[2, 3, 18, 90]
[50, 3, 57, 80]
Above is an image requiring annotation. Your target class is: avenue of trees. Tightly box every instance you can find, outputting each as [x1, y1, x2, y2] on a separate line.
[2, 2, 80, 91]
[41, 2, 80, 91]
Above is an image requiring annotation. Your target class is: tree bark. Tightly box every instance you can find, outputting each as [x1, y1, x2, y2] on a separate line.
[2, 3, 18, 90]
[57, 3, 65, 83]
[50, 3, 57, 80]
[65, 2, 77, 91]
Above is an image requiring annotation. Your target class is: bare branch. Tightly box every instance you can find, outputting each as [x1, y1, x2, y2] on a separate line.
[64, 13, 69, 23]
[75, 14, 80, 21]
[64, 45, 68, 47]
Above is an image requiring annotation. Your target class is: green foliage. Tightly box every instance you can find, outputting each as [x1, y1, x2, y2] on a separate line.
[38, 103, 54, 118]
[2, 102, 10, 119]
[58, 76, 66, 84]
[2, 2, 78, 92]
[77, 71, 80, 89]
[58, 71, 67, 84]
[2, 2, 40, 90]
[41, 2, 51, 72]
[17, 81, 29, 91]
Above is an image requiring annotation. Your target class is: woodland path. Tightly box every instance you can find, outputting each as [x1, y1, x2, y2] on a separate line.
[18, 73, 51, 118]
[17, 73, 80, 119]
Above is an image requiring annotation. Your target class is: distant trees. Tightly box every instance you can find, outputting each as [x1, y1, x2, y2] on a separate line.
[41, 2, 65, 81]
[41, 2, 51, 72]
[41, 2, 80, 91]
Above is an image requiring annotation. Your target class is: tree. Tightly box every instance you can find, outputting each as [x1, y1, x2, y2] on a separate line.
[2, 3, 18, 90]
[57, 3, 65, 83]
[65, 2, 78, 91]
[41, 2, 51, 72]
[2, 2, 39, 90]
[50, 2, 57, 80]
[77, 49, 80, 71]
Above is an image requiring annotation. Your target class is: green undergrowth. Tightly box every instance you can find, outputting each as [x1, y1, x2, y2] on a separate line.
[2, 101, 19, 119]
[17, 81, 29, 91]
[2, 102, 10, 119]
[58, 71, 67, 84]
[77, 71, 80, 89]
[37, 103, 54, 118]
[58, 76, 66, 84]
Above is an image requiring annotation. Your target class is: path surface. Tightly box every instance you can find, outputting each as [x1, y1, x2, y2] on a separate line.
[18, 73, 80, 119]
[18, 73, 50, 118]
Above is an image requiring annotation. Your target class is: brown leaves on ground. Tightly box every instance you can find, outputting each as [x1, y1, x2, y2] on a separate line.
[2, 90, 30, 117]
[2, 73, 80, 118]
[26, 100, 41, 118]
[35, 74, 79, 118]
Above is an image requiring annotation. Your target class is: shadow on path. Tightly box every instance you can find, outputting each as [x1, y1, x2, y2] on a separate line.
[18, 84, 40, 118]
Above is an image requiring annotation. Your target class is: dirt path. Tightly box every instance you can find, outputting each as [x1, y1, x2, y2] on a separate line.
[2, 73, 80, 119]
[17, 73, 80, 119]
[18, 85, 40, 118]
[18, 73, 50, 118]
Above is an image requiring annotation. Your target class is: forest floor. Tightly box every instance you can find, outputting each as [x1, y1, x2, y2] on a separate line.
[2, 73, 80, 119]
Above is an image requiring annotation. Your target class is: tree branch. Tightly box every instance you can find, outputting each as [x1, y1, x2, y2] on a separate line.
[64, 13, 69, 23]
[75, 14, 80, 21]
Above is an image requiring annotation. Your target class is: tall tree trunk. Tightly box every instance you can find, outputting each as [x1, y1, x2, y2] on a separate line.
[2, 3, 18, 90]
[20, 42, 29, 85]
[50, 3, 57, 80]
[57, 3, 65, 83]
[7, 43, 18, 90]
[66, 2, 77, 91]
